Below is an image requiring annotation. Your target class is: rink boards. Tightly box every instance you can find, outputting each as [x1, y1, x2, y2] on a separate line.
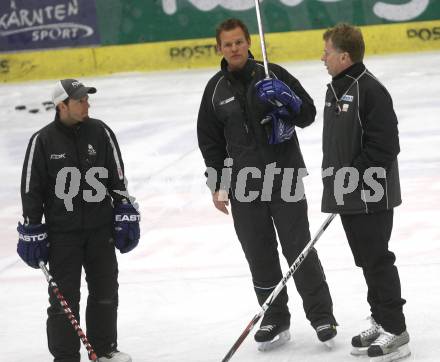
[1, 20, 439, 83]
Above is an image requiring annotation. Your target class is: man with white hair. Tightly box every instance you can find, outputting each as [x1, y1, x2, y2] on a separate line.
[321, 24, 410, 361]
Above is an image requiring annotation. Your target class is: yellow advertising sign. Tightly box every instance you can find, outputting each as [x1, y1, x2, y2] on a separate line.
[1, 20, 439, 83]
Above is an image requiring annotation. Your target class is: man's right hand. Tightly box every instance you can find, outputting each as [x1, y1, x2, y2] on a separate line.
[212, 190, 229, 215]
[255, 78, 302, 114]
[17, 222, 49, 269]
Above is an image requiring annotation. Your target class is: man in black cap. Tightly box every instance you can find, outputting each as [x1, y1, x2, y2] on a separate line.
[17, 79, 140, 362]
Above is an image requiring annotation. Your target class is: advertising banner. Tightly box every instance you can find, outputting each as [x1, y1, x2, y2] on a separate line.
[96, 0, 440, 45]
[1, 0, 439, 82]
[2, 19, 439, 83]
[0, 0, 100, 51]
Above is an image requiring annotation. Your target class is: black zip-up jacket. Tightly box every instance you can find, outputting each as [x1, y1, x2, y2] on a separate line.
[197, 57, 316, 198]
[322, 62, 402, 214]
[21, 115, 127, 232]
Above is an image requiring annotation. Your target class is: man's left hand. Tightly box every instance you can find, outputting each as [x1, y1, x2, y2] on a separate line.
[114, 202, 140, 253]
[212, 190, 229, 215]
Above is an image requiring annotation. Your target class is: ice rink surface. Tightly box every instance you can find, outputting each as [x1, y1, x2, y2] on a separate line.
[1, 50, 439, 361]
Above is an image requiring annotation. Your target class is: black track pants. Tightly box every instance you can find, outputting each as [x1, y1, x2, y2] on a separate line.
[230, 196, 336, 328]
[340, 209, 406, 335]
[46, 225, 119, 362]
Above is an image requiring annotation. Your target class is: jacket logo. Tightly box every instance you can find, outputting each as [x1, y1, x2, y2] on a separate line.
[219, 96, 235, 106]
[88, 144, 96, 156]
[341, 95, 353, 102]
[50, 153, 66, 160]
[325, 102, 332, 107]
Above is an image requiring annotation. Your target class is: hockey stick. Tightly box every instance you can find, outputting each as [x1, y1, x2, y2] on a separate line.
[39, 261, 98, 361]
[221, 213, 337, 362]
[254, 0, 270, 78]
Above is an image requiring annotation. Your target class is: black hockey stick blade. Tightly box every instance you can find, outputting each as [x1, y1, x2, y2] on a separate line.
[221, 313, 262, 362]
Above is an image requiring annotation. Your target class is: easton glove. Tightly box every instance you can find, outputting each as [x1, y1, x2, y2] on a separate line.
[17, 222, 49, 268]
[261, 106, 296, 145]
[114, 202, 140, 253]
[255, 78, 302, 114]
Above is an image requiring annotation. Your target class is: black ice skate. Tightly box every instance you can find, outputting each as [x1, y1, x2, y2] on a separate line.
[367, 328, 410, 362]
[315, 323, 337, 348]
[254, 323, 291, 351]
[351, 316, 381, 356]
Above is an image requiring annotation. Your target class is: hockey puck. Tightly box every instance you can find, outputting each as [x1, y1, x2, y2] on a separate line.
[28, 108, 40, 113]
[15, 105, 26, 110]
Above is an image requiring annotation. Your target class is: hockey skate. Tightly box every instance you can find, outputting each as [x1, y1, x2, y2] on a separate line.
[351, 316, 381, 356]
[97, 350, 132, 362]
[315, 324, 337, 348]
[254, 323, 291, 351]
[367, 328, 410, 362]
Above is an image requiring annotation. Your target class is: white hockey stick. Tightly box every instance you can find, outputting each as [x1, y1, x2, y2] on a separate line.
[221, 213, 337, 362]
[254, 0, 270, 78]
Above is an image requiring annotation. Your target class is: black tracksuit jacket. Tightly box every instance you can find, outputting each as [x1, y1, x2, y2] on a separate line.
[197, 58, 316, 197]
[322, 62, 402, 214]
[20, 115, 127, 232]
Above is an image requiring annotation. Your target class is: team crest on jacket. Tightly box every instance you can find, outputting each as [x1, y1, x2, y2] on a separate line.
[88, 144, 97, 156]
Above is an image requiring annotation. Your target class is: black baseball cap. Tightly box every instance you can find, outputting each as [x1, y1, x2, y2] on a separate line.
[52, 79, 97, 105]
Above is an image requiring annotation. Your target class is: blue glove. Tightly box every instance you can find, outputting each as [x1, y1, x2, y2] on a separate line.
[114, 202, 140, 253]
[255, 78, 302, 114]
[17, 222, 49, 269]
[261, 106, 296, 144]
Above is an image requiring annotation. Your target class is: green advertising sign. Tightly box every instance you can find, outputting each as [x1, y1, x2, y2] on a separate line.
[96, 0, 440, 45]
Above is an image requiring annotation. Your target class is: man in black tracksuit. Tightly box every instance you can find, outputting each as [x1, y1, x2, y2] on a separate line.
[321, 24, 410, 360]
[197, 18, 337, 349]
[18, 79, 139, 362]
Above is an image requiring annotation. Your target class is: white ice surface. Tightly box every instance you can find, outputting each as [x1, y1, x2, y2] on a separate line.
[0, 51, 439, 362]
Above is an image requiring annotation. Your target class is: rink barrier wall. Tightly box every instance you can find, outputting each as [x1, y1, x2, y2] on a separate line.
[95, 0, 440, 45]
[1, 20, 440, 83]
